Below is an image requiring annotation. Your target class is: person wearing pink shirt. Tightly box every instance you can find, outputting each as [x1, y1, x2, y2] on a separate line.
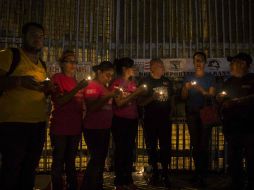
[81, 61, 119, 190]
[50, 50, 88, 190]
[110, 57, 146, 190]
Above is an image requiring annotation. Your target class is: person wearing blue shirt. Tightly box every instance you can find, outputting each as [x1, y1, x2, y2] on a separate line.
[181, 52, 216, 187]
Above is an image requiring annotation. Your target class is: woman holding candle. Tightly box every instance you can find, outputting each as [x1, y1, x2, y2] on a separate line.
[50, 50, 88, 190]
[110, 57, 146, 190]
[81, 61, 119, 190]
[181, 52, 216, 187]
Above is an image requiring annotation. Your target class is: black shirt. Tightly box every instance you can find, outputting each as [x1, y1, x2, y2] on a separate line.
[142, 75, 173, 118]
[221, 73, 254, 134]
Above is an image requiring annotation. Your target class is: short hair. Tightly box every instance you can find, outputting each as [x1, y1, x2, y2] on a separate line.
[150, 58, 163, 67]
[22, 22, 44, 35]
[193, 51, 207, 63]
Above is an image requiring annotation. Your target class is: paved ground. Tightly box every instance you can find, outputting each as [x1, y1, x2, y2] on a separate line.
[35, 171, 232, 190]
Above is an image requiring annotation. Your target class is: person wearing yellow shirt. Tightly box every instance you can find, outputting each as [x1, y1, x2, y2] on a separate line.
[0, 22, 51, 190]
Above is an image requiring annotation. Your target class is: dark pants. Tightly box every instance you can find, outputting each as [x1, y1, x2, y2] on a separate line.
[143, 116, 172, 175]
[186, 111, 211, 177]
[0, 122, 46, 190]
[111, 116, 138, 186]
[225, 133, 254, 189]
[51, 134, 81, 190]
[81, 128, 110, 190]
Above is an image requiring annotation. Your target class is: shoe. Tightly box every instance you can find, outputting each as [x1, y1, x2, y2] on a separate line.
[147, 172, 160, 186]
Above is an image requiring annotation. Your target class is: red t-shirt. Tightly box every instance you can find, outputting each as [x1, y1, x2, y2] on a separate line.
[110, 78, 138, 119]
[83, 80, 113, 129]
[50, 73, 84, 135]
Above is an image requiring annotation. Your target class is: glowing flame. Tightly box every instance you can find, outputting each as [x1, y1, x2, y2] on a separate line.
[191, 81, 197, 85]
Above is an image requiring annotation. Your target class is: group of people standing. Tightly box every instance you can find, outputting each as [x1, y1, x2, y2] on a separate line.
[0, 22, 254, 190]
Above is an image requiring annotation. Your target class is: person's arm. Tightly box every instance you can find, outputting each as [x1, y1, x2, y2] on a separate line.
[54, 79, 88, 106]
[86, 92, 115, 112]
[0, 70, 44, 92]
[181, 81, 192, 100]
[114, 85, 146, 107]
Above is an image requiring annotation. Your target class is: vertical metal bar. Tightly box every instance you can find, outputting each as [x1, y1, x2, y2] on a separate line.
[149, 0, 152, 58]
[76, 0, 80, 61]
[208, 0, 212, 56]
[130, 0, 133, 57]
[235, 0, 239, 52]
[248, 0, 252, 53]
[162, 0, 165, 57]
[176, 0, 179, 57]
[195, 0, 199, 51]
[156, 0, 159, 57]
[168, 0, 172, 57]
[102, 0, 106, 60]
[241, 0, 245, 48]
[143, 0, 146, 58]
[116, 0, 120, 58]
[124, 0, 127, 57]
[228, 0, 232, 55]
[181, 0, 185, 57]
[188, 0, 192, 57]
[5, 0, 10, 48]
[214, 0, 219, 57]
[96, 0, 100, 63]
[221, 0, 226, 57]
[136, 0, 139, 58]
[109, 0, 113, 61]
[82, 0, 87, 63]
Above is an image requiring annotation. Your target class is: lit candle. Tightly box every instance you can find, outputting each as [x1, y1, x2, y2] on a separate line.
[45, 77, 50, 81]
[115, 86, 124, 92]
[143, 84, 147, 88]
[87, 76, 92, 80]
[221, 91, 227, 95]
[191, 80, 197, 85]
[159, 91, 163, 95]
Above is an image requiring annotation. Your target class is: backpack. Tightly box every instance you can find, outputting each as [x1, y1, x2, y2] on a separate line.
[0, 48, 47, 96]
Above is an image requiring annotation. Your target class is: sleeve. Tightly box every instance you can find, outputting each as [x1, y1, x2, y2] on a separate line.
[0, 49, 13, 72]
[83, 83, 101, 101]
[51, 74, 64, 98]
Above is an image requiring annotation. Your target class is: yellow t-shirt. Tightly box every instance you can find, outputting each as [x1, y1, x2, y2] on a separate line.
[0, 48, 47, 123]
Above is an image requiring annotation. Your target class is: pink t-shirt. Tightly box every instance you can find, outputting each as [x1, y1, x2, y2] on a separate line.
[50, 73, 84, 135]
[110, 78, 138, 119]
[83, 80, 113, 129]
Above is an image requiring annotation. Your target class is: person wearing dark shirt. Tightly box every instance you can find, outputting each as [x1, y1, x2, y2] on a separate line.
[217, 53, 254, 190]
[140, 58, 174, 188]
[181, 52, 216, 187]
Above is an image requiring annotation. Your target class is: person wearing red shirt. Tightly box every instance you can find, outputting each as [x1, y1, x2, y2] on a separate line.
[81, 61, 119, 190]
[50, 50, 88, 190]
[110, 57, 146, 190]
